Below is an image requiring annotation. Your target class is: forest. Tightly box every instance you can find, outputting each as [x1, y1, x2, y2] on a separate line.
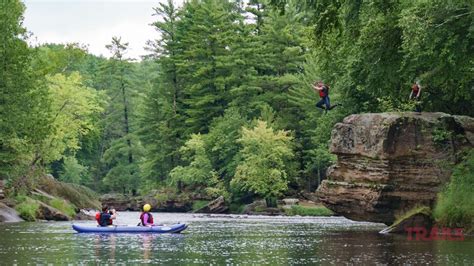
[1, 0, 473, 208]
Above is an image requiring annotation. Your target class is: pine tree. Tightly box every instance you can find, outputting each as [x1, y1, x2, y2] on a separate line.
[176, 0, 241, 134]
[101, 37, 143, 194]
[140, 0, 185, 184]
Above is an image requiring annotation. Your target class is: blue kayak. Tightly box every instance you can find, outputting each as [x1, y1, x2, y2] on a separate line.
[72, 223, 188, 233]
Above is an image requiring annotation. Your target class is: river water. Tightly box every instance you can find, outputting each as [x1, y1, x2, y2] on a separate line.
[0, 212, 473, 264]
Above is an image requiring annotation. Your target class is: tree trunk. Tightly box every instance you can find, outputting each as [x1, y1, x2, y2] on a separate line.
[120, 74, 133, 165]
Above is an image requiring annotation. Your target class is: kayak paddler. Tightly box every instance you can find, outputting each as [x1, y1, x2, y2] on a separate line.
[96, 206, 117, 227]
[139, 204, 154, 227]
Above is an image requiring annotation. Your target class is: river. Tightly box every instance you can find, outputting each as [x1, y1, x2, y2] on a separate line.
[0, 212, 473, 264]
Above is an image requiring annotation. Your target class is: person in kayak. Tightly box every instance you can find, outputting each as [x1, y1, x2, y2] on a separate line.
[97, 206, 116, 227]
[140, 204, 154, 227]
[313, 80, 338, 113]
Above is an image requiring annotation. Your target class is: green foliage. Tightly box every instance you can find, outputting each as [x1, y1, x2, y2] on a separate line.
[140, 0, 184, 184]
[177, 0, 242, 134]
[38, 73, 104, 164]
[169, 134, 215, 189]
[3, 0, 472, 212]
[394, 205, 431, 226]
[192, 200, 210, 211]
[154, 192, 170, 206]
[434, 149, 474, 232]
[100, 37, 144, 195]
[376, 96, 418, 113]
[49, 198, 76, 217]
[33, 43, 89, 76]
[432, 127, 453, 146]
[270, 0, 474, 116]
[0, 0, 51, 179]
[152, 187, 191, 205]
[205, 107, 248, 183]
[229, 203, 246, 214]
[398, 1, 473, 115]
[232, 120, 293, 200]
[14, 196, 39, 221]
[284, 205, 334, 216]
[37, 175, 100, 209]
[58, 156, 90, 185]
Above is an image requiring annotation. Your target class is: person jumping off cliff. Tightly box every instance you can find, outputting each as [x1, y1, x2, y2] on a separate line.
[313, 80, 338, 113]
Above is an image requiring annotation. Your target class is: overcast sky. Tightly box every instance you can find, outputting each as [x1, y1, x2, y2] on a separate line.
[23, 0, 181, 59]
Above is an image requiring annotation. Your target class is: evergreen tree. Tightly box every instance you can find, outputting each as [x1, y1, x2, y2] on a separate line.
[141, 0, 185, 184]
[176, 0, 241, 134]
[101, 37, 143, 194]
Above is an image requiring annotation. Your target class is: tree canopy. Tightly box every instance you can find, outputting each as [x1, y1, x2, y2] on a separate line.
[1, 0, 472, 205]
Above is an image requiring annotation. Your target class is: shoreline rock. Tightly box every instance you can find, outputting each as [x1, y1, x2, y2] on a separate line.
[0, 202, 23, 223]
[193, 196, 228, 214]
[36, 202, 70, 221]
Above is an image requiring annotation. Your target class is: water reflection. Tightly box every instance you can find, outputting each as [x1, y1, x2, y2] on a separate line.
[142, 234, 152, 261]
[93, 234, 116, 264]
[81, 231, 187, 264]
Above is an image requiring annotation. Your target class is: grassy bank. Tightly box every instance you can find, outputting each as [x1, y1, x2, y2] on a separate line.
[284, 205, 333, 216]
[14, 196, 40, 221]
[434, 149, 474, 233]
[8, 175, 101, 221]
[37, 176, 101, 209]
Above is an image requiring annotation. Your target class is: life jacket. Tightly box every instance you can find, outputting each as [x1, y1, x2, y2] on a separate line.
[95, 212, 100, 225]
[412, 84, 419, 94]
[98, 211, 113, 226]
[319, 85, 329, 98]
[140, 212, 154, 226]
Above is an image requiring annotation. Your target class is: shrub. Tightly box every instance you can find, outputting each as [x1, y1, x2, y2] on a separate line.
[49, 198, 76, 217]
[285, 205, 333, 216]
[229, 203, 245, 214]
[15, 196, 39, 221]
[434, 149, 474, 233]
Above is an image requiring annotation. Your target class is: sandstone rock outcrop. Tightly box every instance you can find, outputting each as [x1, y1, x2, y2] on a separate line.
[317, 112, 473, 225]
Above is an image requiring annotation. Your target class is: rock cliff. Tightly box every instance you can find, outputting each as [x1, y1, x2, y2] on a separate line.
[317, 112, 474, 225]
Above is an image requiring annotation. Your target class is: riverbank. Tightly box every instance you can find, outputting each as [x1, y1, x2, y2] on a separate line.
[99, 190, 333, 217]
[1, 177, 334, 222]
[0, 175, 101, 222]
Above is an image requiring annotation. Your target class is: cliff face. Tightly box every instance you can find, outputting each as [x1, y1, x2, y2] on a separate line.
[316, 113, 474, 225]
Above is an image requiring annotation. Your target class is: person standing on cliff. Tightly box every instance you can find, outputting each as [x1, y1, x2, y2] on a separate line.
[409, 81, 422, 113]
[313, 80, 338, 113]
